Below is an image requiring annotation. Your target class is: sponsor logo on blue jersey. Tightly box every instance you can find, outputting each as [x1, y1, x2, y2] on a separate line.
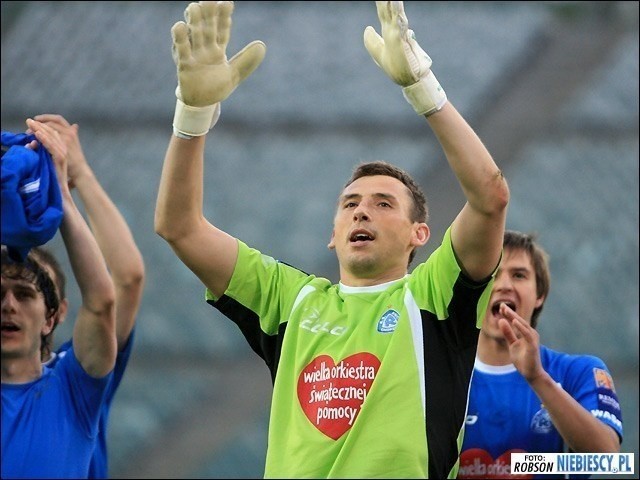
[591, 409, 623, 430]
[593, 368, 616, 392]
[377, 309, 399, 333]
[597, 391, 621, 415]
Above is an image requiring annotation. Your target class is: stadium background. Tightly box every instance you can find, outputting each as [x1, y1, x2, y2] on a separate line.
[1, 1, 638, 478]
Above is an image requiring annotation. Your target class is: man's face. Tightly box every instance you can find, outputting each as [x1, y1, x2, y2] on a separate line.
[328, 175, 427, 283]
[482, 248, 544, 340]
[1, 275, 53, 360]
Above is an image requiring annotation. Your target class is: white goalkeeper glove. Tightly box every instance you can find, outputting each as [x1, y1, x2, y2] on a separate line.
[364, 1, 447, 116]
[171, 1, 266, 138]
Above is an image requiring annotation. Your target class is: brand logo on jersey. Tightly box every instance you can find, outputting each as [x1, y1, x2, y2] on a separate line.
[465, 414, 478, 425]
[300, 319, 348, 336]
[593, 368, 616, 393]
[530, 408, 553, 434]
[299, 307, 348, 336]
[298, 353, 381, 440]
[377, 309, 399, 333]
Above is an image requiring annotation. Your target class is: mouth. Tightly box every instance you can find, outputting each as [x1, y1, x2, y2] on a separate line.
[349, 229, 375, 244]
[1, 322, 20, 334]
[491, 301, 516, 316]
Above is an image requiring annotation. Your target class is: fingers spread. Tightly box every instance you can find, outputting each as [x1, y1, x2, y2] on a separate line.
[185, 3, 205, 53]
[171, 22, 192, 65]
[214, 1, 234, 48]
[229, 40, 266, 85]
[200, 1, 218, 48]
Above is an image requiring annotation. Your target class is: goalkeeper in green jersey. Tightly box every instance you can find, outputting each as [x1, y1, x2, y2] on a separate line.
[155, 2, 509, 478]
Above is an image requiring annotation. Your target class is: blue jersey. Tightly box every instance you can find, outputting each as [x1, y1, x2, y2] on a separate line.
[1, 348, 112, 479]
[459, 345, 623, 479]
[51, 328, 135, 479]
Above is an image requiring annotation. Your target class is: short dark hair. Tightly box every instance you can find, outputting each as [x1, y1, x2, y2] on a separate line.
[30, 247, 67, 357]
[31, 246, 66, 300]
[1, 246, 61, 358]
[503, 230, 551, 329]
[343, 161, 428, 266]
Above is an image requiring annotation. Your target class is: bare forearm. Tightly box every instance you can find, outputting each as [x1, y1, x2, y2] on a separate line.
[428, 102, 508, 280]
[72, 170, 144, 348]
[73, 170, 144, 287]
[530, 372, 620, 452]
[59, 192, 115, 314]
[61, 191, 116, 377]
[155, 135, 208, 242]
[427, 103, 508, 215]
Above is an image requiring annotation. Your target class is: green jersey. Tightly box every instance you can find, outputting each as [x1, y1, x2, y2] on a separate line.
[207, 227, 494, 478]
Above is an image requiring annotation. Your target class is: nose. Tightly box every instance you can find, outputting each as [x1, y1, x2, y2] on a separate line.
[492, 270, 513, 291]
[353, 203, 370, 222]
[1, 290, 18, 313]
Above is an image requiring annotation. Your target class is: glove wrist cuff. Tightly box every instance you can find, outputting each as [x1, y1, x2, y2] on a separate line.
[402, 71, 447, 116]
[172, 99, 221, 138]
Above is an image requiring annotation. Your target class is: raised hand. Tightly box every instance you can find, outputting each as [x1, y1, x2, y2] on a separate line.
[364, 1, 447, 116]
[172, 1, 266, 137]
[32, 114, 87, 189]
[25, 118, 70, 194]
[498, 303, 544, 383]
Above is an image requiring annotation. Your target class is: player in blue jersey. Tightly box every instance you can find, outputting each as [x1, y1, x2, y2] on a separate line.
[458, 230, 623, 479]
[2, 118, 117, 478]
[30, 113, 146, 479]
[155, 2, 509, 478]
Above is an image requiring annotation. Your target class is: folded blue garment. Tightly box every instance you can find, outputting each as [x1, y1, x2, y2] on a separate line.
[1, 131, 63, 262]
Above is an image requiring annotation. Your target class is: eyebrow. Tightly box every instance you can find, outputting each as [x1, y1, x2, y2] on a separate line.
[340, 192, 397, 202]
[507, 266, 531, 275]
[496, 265, 531, 276]
[1, 283, 38, 297]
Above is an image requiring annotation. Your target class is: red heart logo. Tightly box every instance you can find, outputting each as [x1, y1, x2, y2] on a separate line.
[298, 353, 380, 440]
[458, 448, 531, 479]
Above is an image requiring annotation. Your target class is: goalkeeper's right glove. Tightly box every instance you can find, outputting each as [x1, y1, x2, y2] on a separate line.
[171, 1, 266, 138]
[364, 1, 447, 116]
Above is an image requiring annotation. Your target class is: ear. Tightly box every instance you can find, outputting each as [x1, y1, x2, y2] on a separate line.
[42, 311, 58, 337]
[411, 223, 430, 247]
[534, 294, 545, 309]
[56, 298, 69, 326]
[327, 229, 336, 250]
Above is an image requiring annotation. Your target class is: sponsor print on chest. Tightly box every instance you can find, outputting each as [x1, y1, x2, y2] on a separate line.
[296, 308, 399, 439]
[297, 353, 381, 440]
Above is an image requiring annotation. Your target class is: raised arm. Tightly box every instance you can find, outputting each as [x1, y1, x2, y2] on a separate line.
[32, 114, 145, 351]
[364, 1, 509, 281]
[26, 118, 116, 378]
[154, 1, 266, 298]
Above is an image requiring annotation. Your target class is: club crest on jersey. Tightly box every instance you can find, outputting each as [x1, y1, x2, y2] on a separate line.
[377, 309, 399, 333]
[530, 408, 553, 434]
